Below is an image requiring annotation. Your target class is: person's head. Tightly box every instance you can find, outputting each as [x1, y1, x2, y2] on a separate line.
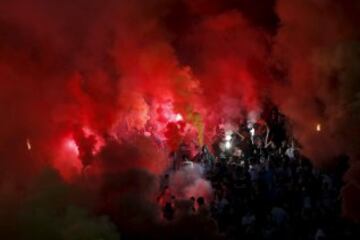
[197, 197, 205, 206]
[254, 137, 263, 148]
[164, 202, 173, 210]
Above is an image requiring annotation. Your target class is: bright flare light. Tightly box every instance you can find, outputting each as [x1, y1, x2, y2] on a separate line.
[175, 113, 183, 122]
[65, 138, 79, 156]
[26, 138, 31, 151]
[316, 123, 321, 132]
[225, 141, 232, 150]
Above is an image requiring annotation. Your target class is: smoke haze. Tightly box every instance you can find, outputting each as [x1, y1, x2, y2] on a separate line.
[1, 0, 360, 237]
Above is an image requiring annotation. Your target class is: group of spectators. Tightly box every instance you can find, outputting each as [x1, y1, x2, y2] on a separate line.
[159, 109, 358, 239]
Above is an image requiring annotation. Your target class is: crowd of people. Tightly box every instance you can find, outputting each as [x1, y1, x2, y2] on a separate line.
[158, 109, 358, 240]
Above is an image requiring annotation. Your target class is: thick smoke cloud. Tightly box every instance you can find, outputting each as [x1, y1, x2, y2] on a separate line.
[169, 163, 213, 200]
[272, 0, 358, 161]
[0, 168, 120, 239]
[182, 9, 270, 120]
[0, 0, 272, 180]
[272, 0, 360, 220]
[1, 0, 360, 237]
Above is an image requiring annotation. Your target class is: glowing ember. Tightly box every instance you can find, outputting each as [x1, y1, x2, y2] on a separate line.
[26, 138, 31, 151]
[316, 123, 322, 132]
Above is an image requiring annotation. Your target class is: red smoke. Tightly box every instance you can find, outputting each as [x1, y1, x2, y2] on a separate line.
[1, 0, 360, 226]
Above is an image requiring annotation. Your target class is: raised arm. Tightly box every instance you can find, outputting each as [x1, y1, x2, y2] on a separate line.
[234, 130, 245, 141]
[264, 125, 272, 148]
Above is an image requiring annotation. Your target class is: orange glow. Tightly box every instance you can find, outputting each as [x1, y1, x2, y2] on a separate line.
[316, 123, 321, 132]
[26, 138, 31, 151]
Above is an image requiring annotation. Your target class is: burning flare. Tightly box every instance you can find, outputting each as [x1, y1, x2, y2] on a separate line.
[316, 123, 322, 132]
[26, 138, 31, 151]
